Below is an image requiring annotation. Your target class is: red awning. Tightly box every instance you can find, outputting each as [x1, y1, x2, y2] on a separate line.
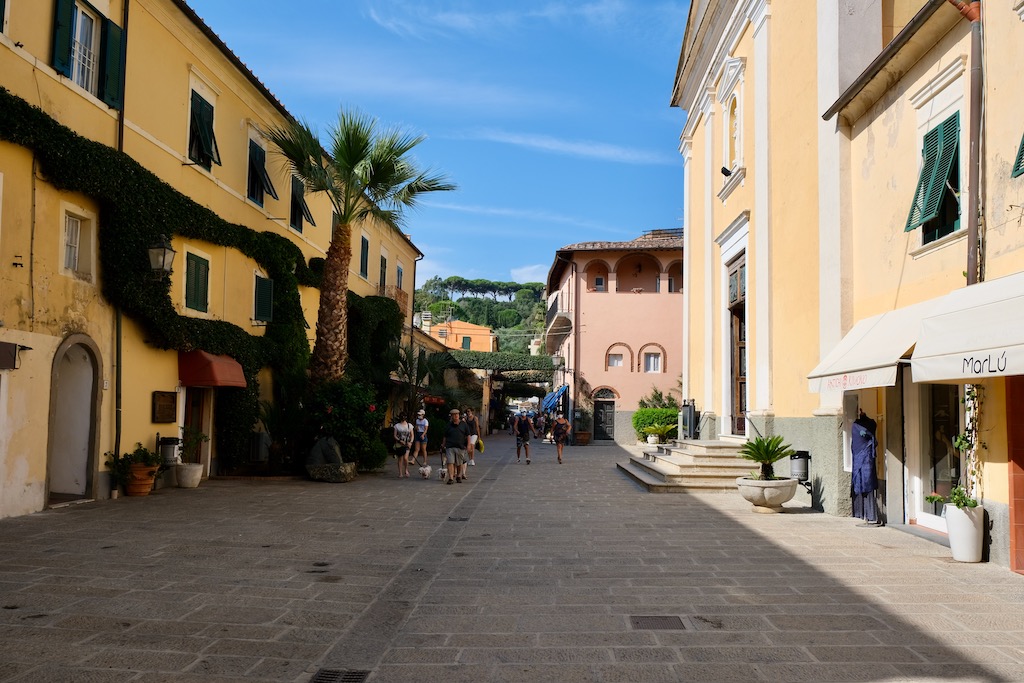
[178, 351, 247, 388]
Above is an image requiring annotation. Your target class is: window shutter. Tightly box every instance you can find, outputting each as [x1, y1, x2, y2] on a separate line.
[290, 176, 304, 231]
[99, 19, 124, 109]
[905, 112, 959, 231]
[52, 0, 75, 77]
[1, 0, 7, 32]
[254, 275, 274, 322]
[185, 253, 209, 312]
[191, 92, 221, 166]
[1013, 133, 1024, 179]
[254, 142, 278, 199]
[360, 237, 369, 276]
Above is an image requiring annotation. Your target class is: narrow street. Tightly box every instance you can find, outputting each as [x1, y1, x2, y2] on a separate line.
[1, 434, 1021, 682]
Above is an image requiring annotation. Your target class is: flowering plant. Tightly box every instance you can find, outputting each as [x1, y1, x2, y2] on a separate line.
[925, 486, 979, 510]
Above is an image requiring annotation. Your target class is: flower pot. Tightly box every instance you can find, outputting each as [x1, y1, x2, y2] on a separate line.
[945, 503, 985, 562]
[176, 463, 203, 488]
[736, 477, 798, 513]
[575, 431, 591, 446]
[125, 463, 159, 497]
[646, 435, 660, 444]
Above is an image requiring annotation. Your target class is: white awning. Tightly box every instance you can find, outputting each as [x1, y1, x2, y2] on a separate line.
[911, 271, 1024, 382]
[808, 299, 940, 393]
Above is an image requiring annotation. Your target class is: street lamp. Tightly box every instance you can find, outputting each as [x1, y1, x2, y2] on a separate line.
[148, 235, 177, 277]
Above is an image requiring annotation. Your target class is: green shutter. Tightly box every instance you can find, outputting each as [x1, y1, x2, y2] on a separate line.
[254, 275, 274, 322]
[99, 19, 124, 109]
[52, 0, 75, 77]
[253, 142, 278, 199]
[290, 176, 304, 231]
[359, 237, 369, 276]
[1, 0, 7, 32]
[190, 91, 221, 166]
[185, 253, 209, 312]
[905, 112, 959, 231]
[1013, 132, 1024, 179]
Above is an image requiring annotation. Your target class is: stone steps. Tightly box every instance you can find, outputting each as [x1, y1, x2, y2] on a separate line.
[617, 439, 752, 493]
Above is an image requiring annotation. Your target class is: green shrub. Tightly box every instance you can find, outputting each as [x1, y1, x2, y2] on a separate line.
[739, 435, 795, 480]
[632, 408, 679, 440]
[311, 380, 386, 471]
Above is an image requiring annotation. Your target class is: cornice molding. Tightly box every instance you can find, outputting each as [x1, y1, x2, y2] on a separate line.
[909, 54, 967, 110]
[748, 0, 771, 34]
[715, 210, 751, 247]
[717, 57, 747, 103]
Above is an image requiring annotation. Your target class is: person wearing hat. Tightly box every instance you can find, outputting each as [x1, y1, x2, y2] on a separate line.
[440, 408, 471, 484]
[412, 409, 429, 467]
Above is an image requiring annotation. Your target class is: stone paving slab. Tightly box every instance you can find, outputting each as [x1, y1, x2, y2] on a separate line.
[1, 435, 1023, 681]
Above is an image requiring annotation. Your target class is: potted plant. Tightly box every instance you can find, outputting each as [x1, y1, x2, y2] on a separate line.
[177, 426, 208, 488]
[926, 486, 984, 562]
[105, 450, 132, 499]
[736, 435, 799, 513]
[643, 423, 677, 445]
[118, 442, 162, 497]
[574, 408, 592, 446]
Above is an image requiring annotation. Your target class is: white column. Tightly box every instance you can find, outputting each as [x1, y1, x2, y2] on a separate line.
[751, 0, 772, 411]
[680, 136, 692, 400]
[702, 96, 716, 411]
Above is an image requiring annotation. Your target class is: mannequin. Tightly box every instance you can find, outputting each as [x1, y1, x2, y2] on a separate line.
[851, 409, 880, 525]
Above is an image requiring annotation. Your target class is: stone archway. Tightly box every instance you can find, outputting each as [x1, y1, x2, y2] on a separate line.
[48, 335, 102, 503]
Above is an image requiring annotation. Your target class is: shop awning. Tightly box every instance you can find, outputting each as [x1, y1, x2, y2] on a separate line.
[542, 385, 568, 412]
[808, 299, 939, 393]
[178, 350, 247, 388]
[911, 272, 1024, 382]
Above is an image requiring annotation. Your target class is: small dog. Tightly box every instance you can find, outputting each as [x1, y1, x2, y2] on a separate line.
[419, 465, 432, 479]
[437, 467, 447, 481]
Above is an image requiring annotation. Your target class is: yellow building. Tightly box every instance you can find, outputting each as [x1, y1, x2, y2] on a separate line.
[0, 0, 422, 518]
[675, 0, 1024, 570]
[421, 315, 498, 353]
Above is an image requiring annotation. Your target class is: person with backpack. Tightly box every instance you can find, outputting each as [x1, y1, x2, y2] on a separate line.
[464, 407, 481, 467]
[514, 411, 537, 464]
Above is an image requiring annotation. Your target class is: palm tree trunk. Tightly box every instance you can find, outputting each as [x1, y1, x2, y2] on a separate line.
[309, 220, 352, 386]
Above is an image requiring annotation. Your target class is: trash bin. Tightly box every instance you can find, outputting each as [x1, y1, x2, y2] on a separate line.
[158, 436, 181, 465]
[790, 450, 810, 482]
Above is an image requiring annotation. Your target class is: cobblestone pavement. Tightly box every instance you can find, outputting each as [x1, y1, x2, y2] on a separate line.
[2, 433, 1024, 682]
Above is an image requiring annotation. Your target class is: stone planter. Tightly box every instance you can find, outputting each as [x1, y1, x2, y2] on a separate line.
[736, 477, 798, 513]
[176, 463, 203, 488]
[646, 435, 660, 445]
[946, 504, 985, 562]
[307, 461, 358, 483]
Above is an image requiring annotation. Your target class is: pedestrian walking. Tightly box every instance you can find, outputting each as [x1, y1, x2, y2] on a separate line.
[412, 409, 429, 467]
[551, 412, 571, 464]
[535, 413, 546, 442]
[392, 413, 413, 478]
[514, 411, 537, 464]
[441, 408, 471, 484]
[464, 407, 481, 466]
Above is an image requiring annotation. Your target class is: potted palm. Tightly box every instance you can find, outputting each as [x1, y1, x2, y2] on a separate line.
[926, 486, 984, 562]
[643, 423, 677, 444]
[736, 435, 799, 513]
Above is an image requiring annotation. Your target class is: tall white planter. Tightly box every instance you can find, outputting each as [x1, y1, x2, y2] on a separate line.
[945, 504, 985, 562]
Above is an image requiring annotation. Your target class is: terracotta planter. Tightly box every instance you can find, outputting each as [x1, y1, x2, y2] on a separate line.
[946, 504, 985, 562]
[125, 463, 159, 497]
[575, 431, 591, 446]
[736, 477, 798, 513]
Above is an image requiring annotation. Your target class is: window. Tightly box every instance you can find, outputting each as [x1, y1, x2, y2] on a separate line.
[1, 0, 7, 34]
[397, 264, 404, 290]
[644, 353, 662, 373]
[1013, 132, 1024, 179]
[607, 353, 623, 368]
[247, 139, 278, 206]
[254, 274, 273, 323]
[905, 112, 960, 244]
[289, 176, 314, 231]
[60, 204, 95, 280]
[668, 277, 676, 293]
[438, 329, 448, 339]
[188, 90, 221, 170]
[51, 0, 124, 108]
[64, 215, 81, 272]
[379, 255, 387, 287]
[593, 275, 606, 292]
[359, 235, 369, 277]
[185, 252, 209, 313]
[462, 336, 471, 350]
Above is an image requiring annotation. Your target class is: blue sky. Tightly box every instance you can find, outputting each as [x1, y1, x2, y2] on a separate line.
[185, 0, 689, 286]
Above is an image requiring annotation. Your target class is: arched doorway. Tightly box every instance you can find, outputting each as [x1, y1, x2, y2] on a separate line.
[594, 388, 617, 441]
[48, 337, 100, 504]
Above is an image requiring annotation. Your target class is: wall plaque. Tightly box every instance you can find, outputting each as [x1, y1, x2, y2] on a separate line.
[152, 391, 177, 423]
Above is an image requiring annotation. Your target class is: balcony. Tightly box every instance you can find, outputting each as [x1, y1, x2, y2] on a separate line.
[545, 294, 573, 353]
[378, 285, 409, 315]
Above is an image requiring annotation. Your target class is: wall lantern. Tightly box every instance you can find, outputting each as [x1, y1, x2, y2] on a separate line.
[148, 235, 177, 276]
[551, 354, 564, 368]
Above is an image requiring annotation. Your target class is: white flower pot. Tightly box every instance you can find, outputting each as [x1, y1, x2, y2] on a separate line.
[646, 435, 660, 444]
[736, 477, 798, 513]
[176, 463, 203, 488]
[945, 503, 984, 562]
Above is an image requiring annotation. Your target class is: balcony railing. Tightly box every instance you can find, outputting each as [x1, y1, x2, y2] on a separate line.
[545, 294, 560, 329]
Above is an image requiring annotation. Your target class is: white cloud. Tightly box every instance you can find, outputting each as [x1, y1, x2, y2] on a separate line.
[511, 264, 550, 283]
[457, 129, 676, 166]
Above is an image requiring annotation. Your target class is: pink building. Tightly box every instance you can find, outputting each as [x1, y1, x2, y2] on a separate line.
[544, 230, 683, 443]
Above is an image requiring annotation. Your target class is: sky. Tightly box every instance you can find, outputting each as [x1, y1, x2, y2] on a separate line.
[185, 0, 690, 287]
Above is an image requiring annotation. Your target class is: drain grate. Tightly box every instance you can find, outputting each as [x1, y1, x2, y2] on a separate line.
[309, 669, 371, 683]
[447, 516, 469, 522]
[630, 615, 689, 630]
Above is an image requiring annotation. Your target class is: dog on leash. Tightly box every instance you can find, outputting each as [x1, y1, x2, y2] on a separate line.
[419, 465, 432, 479]
[437, 467, 447, 481]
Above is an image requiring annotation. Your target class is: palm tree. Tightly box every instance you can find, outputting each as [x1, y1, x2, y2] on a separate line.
[265, 109, 455, 386]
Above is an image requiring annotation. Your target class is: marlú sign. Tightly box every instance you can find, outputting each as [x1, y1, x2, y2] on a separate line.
[962, 351, 1009, 376]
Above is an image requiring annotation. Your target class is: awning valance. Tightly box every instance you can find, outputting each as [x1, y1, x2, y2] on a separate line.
[178, 350, 247, 388]
[911, 272, 1024, 382]
[808, 299, 939, 393]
